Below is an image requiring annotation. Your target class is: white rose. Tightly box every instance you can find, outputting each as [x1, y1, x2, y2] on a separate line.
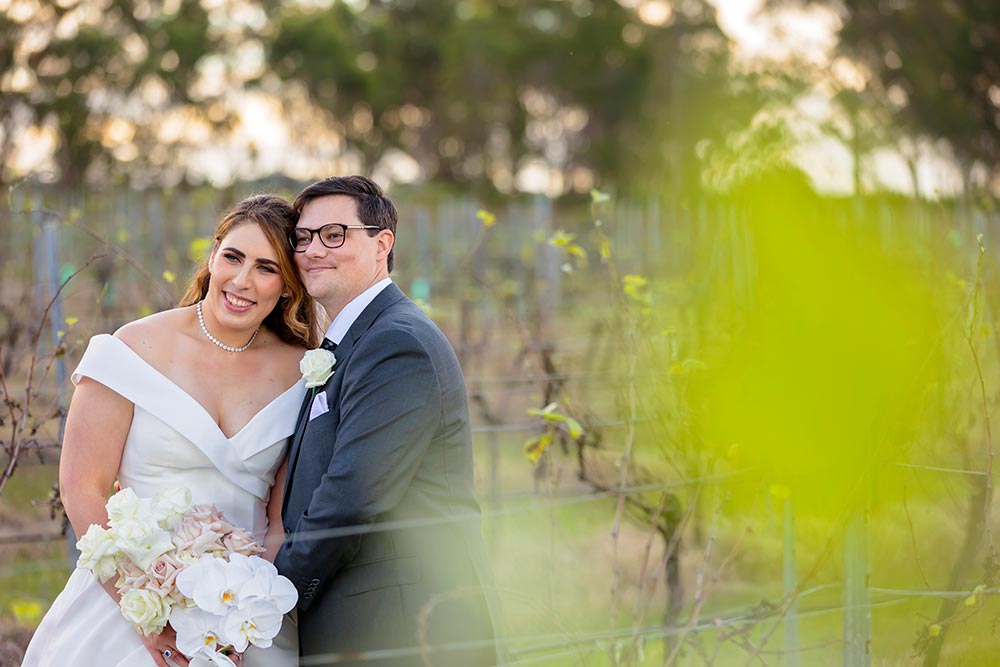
[300, 348, 336, 388]
[76, 524, 121, 583]
[153, 487, 192, 527]
[120, 588, 172, 635]
[106, 488, 141, 523]
[113, 518, 175, 571]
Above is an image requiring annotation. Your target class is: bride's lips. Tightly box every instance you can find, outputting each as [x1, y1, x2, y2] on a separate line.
[222, 291, 256, 312]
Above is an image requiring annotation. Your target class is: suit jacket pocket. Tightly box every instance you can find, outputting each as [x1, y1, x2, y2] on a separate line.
[302, 410, 337, 440]
[339, 554, 422, 597]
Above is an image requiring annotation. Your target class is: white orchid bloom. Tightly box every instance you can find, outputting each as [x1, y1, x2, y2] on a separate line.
[203, 652, 238, 667]
[224, 552, 265, 574]
[221, 599, 283, 651]
[237, 559, 298, 614]
[170, 605, 225, 658]
[176, 555, 252, 615]
[188, 656, 236, 667]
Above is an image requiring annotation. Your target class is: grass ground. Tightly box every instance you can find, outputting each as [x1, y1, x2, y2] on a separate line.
[4, 431, 1000, 665]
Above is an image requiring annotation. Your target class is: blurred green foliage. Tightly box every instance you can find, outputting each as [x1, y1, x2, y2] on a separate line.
[694, 175, 946, 513]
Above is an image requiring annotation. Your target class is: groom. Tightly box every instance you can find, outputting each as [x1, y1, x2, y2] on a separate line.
[275, 176, 499, 666]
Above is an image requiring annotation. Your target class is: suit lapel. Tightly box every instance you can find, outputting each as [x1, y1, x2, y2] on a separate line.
[329, 283, 407, 366]
[281, 386, 315, 514]
[281, 283, 408, 516]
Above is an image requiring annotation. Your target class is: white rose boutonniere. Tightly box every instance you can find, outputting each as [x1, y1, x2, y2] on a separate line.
[300, 348, 336, 388]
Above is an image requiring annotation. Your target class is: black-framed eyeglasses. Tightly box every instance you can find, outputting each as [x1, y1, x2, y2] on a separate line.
[289, 223, 381, 252]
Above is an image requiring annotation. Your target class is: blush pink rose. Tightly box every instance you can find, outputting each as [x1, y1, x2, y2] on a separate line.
[189, 505, 234, 534]
[223, 529, 263, 556]
[172, 517, 203, 545]
[188, 504, 225, 523]
[147, 554, 184, 601]
[172, 516, 225, 556]
[117, 559, 151, 594]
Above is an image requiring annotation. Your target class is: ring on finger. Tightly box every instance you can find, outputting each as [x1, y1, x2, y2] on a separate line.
[163, 649, 173, 658]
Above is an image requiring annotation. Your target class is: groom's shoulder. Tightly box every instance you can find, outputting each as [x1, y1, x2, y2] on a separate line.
[385, 296, 446, 332]
[373, 297, 456, 352]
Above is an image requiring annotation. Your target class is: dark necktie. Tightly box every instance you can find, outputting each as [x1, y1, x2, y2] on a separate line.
[321, 338, 337, 353]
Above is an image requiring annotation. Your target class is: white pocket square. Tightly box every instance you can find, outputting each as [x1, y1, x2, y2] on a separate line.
[308, 391, 329, 421]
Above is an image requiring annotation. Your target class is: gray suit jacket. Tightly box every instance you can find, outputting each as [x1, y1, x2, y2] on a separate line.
[276, 284, 498, 666]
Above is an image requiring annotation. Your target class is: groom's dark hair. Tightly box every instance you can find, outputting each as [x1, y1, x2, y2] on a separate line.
[293, 175, 398, 272]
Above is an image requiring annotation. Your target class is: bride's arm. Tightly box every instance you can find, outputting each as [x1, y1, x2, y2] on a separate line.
[59, 377, 132, 556]
[262, 457, 289, 562]
[60, 378, 189, 667]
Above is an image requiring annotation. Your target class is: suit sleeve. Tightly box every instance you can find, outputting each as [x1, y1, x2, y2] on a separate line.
[275, 327, 443, 609]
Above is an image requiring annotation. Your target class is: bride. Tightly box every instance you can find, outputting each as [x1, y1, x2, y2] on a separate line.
[22, 194, 319, 667]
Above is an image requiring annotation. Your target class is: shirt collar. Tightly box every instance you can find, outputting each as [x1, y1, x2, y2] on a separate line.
[324, 277, 393, 345]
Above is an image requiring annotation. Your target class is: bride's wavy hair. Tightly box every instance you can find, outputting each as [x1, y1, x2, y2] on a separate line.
[178, 194, 320, 349]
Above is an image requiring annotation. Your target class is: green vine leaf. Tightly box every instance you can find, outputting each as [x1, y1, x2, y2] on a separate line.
[524, 434, 554, 464]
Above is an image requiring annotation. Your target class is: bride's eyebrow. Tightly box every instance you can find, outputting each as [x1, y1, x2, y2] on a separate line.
[222, 247, 279, 268]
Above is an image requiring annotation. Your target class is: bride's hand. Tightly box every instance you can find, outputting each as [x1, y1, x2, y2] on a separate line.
[142, 625, 190, 667]
[219, 647, 245, 666]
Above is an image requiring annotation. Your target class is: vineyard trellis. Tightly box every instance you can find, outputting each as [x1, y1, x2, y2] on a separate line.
[2, 182, 999, 665]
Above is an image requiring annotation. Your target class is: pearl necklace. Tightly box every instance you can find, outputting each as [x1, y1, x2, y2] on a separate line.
[196, 300, 259, 353]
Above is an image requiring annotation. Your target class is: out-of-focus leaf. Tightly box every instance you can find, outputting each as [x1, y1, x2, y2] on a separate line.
[524, 434, 554, 464]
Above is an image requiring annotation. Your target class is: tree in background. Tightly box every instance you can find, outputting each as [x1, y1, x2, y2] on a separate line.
[0, 0, 267, 186]
[775, 0, 1000, 195]
[264, 0, 754, 196]
[2, 0, 770, 196]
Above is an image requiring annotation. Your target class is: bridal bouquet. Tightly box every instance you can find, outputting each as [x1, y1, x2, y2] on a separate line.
[76, 487, 297, 666]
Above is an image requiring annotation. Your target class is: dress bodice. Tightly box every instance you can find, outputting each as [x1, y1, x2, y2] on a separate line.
[22, 334, 305, 667]
[73, 334, 307, 542]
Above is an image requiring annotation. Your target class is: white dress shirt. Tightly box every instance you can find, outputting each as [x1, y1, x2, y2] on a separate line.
[323, 277, 393, 345]
[310, 278, 392, 421]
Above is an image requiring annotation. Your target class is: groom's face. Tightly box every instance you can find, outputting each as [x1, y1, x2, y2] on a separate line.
[294, 195, 392, 317]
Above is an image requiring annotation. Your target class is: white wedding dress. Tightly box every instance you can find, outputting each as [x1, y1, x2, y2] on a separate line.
[22, 334, 306, 667]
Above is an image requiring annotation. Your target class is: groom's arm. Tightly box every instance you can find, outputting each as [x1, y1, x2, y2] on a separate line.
[275, 326, 443, 610]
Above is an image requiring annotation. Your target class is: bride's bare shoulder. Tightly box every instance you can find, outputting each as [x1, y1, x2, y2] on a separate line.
[258, 333, 309, 385]
[113, 307, 193, 359]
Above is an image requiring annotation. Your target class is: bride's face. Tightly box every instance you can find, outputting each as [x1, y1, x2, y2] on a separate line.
[205, 222, 286, 333]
